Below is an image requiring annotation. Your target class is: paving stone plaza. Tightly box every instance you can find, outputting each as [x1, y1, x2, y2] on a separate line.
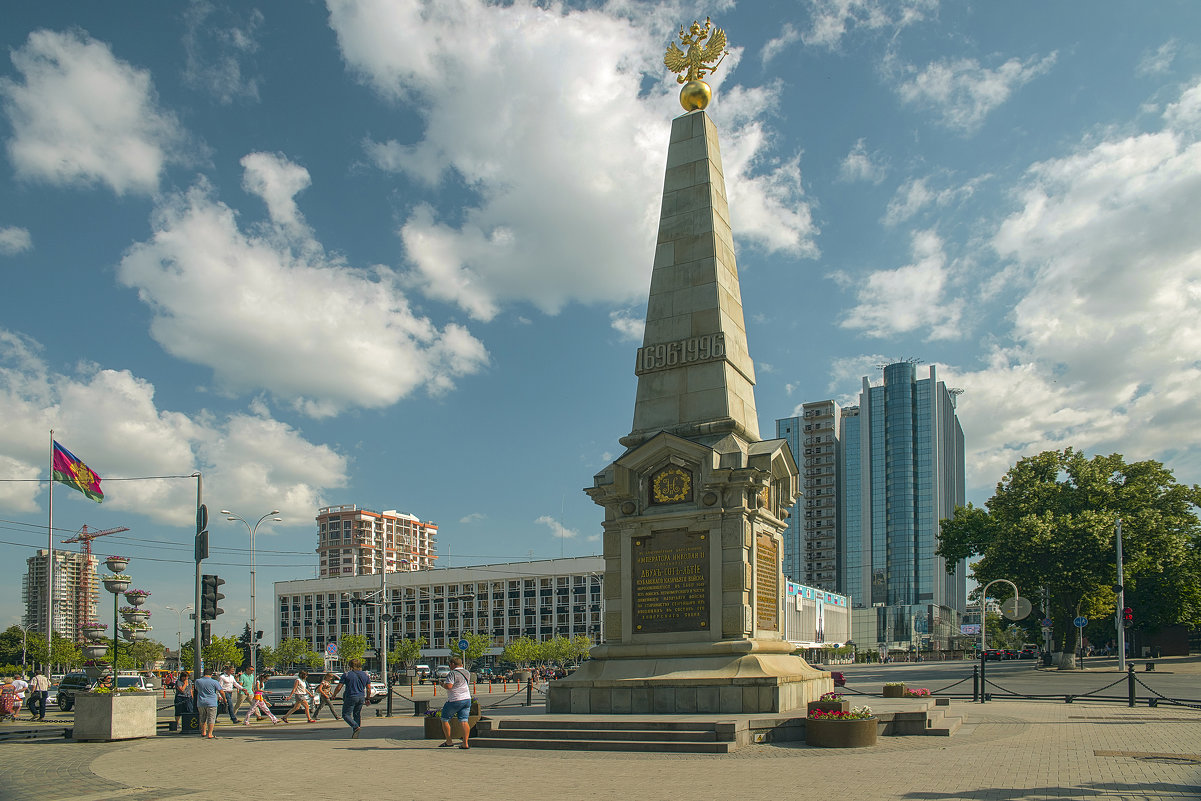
[2, 695, 1199, 801]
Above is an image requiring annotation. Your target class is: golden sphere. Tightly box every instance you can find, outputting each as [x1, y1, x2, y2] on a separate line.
[679, 80, 712, 111]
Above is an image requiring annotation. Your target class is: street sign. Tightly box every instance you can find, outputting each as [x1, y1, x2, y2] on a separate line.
[457, 638, 469, 651]
[326, 642, 338, 656]
[1073, 616, 1088, 628]
[1041, 618, 1052, 627]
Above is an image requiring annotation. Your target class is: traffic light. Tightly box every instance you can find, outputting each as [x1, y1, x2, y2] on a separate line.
[201, 621, 212, 647]
[1122, 607, 1133, 628]
[201, 574, 226, 620]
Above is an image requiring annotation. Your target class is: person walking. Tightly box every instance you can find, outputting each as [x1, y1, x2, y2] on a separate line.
[281, 670, 314, 723]
[10, 674, 27, 718]
[218, 665, 242, 724]
[194, 668, 226, 740]
[174, 670, 196, 733]
[438, 656, 473, 750]
[311, 672, 336, 719]
[330, 658, 370, 738]
[239, 666, 261, 721]
[242, 672, 280, 725]
[27, 669, 50, 721]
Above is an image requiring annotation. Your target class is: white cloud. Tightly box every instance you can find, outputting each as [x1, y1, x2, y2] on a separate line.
[182, 0, 263, 104]
[837, 229, 961, 339]
[329, 0, 817, 321]
[802, 0, 937, 49]
[0, 328, 348, 521]
[609, 310, 644, 343]
[0, 29, 189, 195]
[935, 76, 1201, 489]
[1136, 40, 1177, 77]
[893, 52, 1057, 132]
[0, 226, 32, 255]
[459, 512, 485, 524]
[762, 23, 800, 66]
[883, 174, 984, 225]
[116, 173, 489, 418]
[535, 515, 577, 540]
[839, 138, 886, 183]
[240, 152, 311, 234]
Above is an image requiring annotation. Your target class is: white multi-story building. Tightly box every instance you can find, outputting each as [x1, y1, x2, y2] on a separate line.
[23, 549, 99, 638]
[316, 504, 438, 577]
[275, 556, 605, 669]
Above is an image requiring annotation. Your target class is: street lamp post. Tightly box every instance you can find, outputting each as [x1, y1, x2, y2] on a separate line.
[221, 509, 281, 671]
[978, 578, 1020, 704]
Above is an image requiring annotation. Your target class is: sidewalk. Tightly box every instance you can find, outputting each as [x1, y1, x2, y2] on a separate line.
[1, 698, 1198, 801]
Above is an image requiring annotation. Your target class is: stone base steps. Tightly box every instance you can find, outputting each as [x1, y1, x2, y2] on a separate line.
[473, 719, 737, 753]
[472, 700, 965, 752]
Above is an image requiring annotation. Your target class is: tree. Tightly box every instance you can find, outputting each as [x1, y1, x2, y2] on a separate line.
[449, 632, 492, 669]
[569, 634, 593, 664]
[939, 449, 1201, 662]
[501, 636, 538, 668]
[258, 644, 278, 670]
[127, 638, 167, 670]
[390, 636, 425, 676]
[50, 634, 81, 671]
[203, 636, 244, 671]
[303, 650, 325, 671]
[337, 634, 367, 666]
[276, 637, 310, 670]
[541, 635, 573, 667]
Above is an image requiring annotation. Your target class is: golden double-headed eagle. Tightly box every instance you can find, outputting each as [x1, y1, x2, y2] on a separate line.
[664, 17, 728, 84]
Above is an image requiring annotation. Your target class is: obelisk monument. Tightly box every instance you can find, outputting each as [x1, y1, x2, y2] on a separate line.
[547, 19, 831, 715]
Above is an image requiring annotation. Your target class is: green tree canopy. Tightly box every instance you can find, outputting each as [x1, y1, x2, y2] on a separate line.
[276, 637, 311, 669]
[449, 632, 492, 668]
[390, 636, 425, 673]
[939, 448, 1201, 652]
[501, 636, 538, 668]
[203, 636, 244, 671]
[336, 634, 367, 666]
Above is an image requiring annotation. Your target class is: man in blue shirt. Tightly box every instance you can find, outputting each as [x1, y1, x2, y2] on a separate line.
[194, 668, 226, 739]
[331, 658, 370, 738]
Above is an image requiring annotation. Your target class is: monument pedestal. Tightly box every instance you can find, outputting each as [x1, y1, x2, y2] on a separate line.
[548, 642, 830, 714]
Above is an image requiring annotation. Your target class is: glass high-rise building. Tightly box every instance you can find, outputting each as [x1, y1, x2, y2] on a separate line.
[841, 362, 967, 650]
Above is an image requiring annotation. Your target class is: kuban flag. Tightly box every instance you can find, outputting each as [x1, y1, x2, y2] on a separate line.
[52, 440, 103, 502]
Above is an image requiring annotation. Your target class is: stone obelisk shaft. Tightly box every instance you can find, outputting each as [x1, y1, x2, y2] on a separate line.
[624, 110, 759, 449]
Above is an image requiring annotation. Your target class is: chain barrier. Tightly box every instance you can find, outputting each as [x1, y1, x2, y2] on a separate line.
[928, 675, 971, 695]
[1133, 674, 1201, 711]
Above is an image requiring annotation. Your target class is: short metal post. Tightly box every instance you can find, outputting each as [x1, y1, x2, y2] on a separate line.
[526, 678, 533, 707]
[1127, 663, 1136, 707]
[385, 674, 393, 717]
[979, 652, 987, 704]
[972, 664, 979, 703]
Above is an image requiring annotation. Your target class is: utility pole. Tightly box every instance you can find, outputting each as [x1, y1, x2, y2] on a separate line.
[193, 473, 204, 681]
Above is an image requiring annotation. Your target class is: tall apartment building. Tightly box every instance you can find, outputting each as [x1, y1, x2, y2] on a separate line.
[775, 400, 841, 588]
[316, 505, 438, 577]
[842, 362, 967, 651]
[23, 549, 99, 638]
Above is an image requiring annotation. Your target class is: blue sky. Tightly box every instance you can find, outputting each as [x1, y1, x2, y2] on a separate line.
[2, 1, 1200, 639]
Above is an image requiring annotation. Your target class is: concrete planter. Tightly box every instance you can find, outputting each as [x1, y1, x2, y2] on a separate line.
[882, 683, 906, 698]
[806, 717, 878, 748]
[423, 701, 481, 738]
[72, 692, 157, 742]
[807, 699, 850, 714]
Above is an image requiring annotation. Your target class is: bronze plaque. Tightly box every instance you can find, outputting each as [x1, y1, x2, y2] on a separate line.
[631, 530, 709, 634]
[755, 534, 779, 632]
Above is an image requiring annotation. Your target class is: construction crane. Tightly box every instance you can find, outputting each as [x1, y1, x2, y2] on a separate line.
[62, 524, 130, 637]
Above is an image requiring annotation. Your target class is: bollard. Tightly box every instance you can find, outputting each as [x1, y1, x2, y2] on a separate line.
[979, 652, 987, 704]
[1127, 663, 1136, 707]
[525, 679, 533, 707]
[972, 664, 979, 703]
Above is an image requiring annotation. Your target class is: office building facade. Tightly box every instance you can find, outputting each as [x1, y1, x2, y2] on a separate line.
[841, 362, 967, 651]
[275, 556, 605, 669]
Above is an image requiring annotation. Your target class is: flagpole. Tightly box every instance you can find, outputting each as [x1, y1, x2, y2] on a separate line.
[47, 429, 55, 665]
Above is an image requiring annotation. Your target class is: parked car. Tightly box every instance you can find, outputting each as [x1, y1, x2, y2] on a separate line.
[55, 672, 92, 712]
[115, 675, 153, 692]
[260, 675, 301, 711]
[434, 665, 451, 681]
[367, 680, 388, 704]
